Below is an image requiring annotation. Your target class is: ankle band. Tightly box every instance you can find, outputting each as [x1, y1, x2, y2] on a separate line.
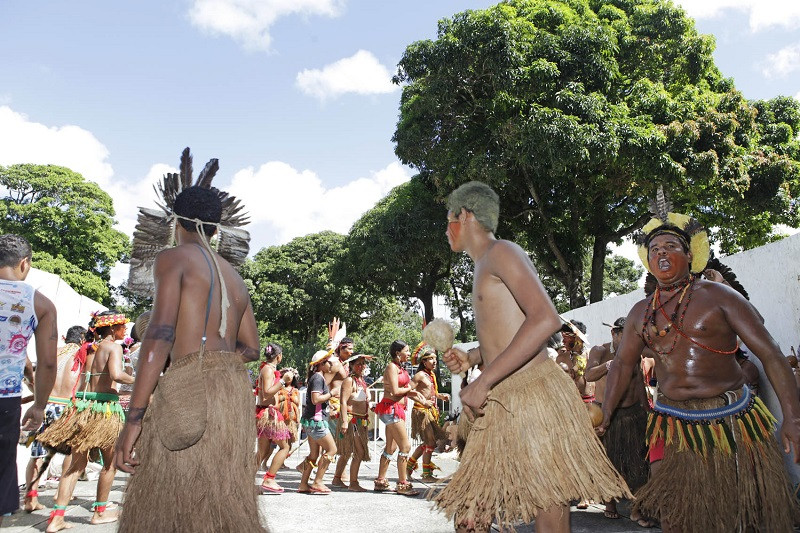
[26, 489, 38, 498]
[381, 450, 393, 460]
[92, 501, 108, 513]
[263, 472, 276, 480]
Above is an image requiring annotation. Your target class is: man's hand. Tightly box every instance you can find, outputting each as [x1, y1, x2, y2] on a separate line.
[114, 422, 143, 474]
[460, 376, 490, 420]
[21, 406, 44, 432]
[443, 348, 470, 374]
[780, 417, 800, 463]
[595, 414, 610, 437]
[703, 269, 725, 283]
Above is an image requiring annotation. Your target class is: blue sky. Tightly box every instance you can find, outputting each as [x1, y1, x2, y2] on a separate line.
[0, 0, 798, 286]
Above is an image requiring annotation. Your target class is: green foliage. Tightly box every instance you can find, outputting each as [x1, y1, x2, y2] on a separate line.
[392, 0, 799, 308]
[344, 177, 452, 323]
[0, 164, 128, 304]
[600, 253, 643, 297]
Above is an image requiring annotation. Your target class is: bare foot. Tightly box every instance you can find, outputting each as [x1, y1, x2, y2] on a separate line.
[24, 498, 45, 512]
[348, 483, 367, 492]
[46, 517, 74, 533]
[90, 508, 119, 525]
[309, 482, 331, 494]
[331, 477, 347, 487]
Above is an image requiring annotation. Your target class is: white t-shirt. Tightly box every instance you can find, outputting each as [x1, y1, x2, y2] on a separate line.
[0, 279, 38, 398]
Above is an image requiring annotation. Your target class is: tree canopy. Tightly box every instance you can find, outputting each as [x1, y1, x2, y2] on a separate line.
[0, 164, 129, 304]
[392, 0, 800, 307]
[344, 177, 452, 323]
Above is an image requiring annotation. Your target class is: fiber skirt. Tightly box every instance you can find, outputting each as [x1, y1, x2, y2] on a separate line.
[634, 388, 800, 532]
[37, 391, 124, 454]
[118, 351, 267, 533]
[432, 357, 630, 530]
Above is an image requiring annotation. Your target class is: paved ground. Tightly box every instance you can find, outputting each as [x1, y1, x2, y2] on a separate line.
[5, 443, 660, 532]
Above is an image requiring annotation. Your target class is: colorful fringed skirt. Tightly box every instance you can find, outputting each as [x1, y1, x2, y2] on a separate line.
[634, 385, 800, 532]
[432, 357, 631, 531]
[256, 405, 291, 441]
[36, 391, 124, 454]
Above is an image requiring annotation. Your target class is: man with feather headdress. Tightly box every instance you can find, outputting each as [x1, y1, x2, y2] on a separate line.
[113, 149, 266, 532]
[599, 187, 800, 532]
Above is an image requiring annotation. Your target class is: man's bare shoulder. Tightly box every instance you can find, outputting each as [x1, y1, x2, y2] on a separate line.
[486, 240, 536, 270]
[588, 343, 610, 361]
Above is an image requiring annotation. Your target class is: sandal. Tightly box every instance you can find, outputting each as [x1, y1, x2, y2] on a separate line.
[395, 481, 419, 497]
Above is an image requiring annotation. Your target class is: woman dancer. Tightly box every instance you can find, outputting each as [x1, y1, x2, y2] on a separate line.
[373, 340, 424, 496]
[297, 350, 338, 494]
[276, 368, 300, 446]
[255, 343, 290, 494]
[333, 354, 373, 491]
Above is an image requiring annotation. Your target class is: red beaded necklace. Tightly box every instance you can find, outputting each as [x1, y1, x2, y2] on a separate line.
[641, 276, 695, 355]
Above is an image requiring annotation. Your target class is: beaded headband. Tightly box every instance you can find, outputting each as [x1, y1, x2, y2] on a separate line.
[92, 313, 128, 328]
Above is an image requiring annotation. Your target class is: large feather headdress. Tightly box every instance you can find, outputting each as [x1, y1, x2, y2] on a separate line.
[633, 186, 709, 275]
[128, 147, 251, 296]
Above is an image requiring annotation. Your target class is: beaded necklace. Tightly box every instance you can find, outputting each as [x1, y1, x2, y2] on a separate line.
[641, 277, 695, 355]
[642, 276, 740, 356]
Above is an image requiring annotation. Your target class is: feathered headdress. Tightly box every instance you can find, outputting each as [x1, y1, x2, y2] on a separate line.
[634, 186, 709, 275]
[128, 147, 251, 296]
[411, 341, 435, 366]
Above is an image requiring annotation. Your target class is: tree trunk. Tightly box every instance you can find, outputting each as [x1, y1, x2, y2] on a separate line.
[449, 276, 469, 342]
[589, 237, 608, 303]
[419, 290, 435, 325]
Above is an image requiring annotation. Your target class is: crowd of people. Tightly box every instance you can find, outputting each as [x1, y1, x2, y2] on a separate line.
[2, 177, 800, 533]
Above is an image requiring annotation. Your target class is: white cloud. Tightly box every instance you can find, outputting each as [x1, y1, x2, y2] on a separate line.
[296, 50, 398, 101]
[0, 106, 113, 184]
[762, 43, 800, 78]
[228, 160, 412, 251]
[675, 0, 800, 32]
[188, 0, 343, 51]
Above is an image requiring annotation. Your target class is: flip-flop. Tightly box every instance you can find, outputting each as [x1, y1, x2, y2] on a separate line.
[260, 485, 284, 494]
[308, 486, 331, 495]
[603, 510, 620, 519]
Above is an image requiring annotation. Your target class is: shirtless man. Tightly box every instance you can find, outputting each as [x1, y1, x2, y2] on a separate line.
[408, 345, 450, 481]
[115, 185, 265, 532]
[44, 311, 134, 532]
[600, 211, 800, 532]
[585, 318, 650, 523]
[23, 325, 86, 512]
[436, 181, 629, 533]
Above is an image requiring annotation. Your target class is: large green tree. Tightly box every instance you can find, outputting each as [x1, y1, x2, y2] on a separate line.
[0, 164, 128, 303]
[241, 231, 359, 346]
[393, 0, 799, 308]
[344, 177, 452, 324]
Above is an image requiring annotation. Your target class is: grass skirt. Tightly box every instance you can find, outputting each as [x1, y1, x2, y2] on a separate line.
[256, 405, 290, 441]
[337, 414, 370, 461]
[633, 389, 800, 532]
[603, 402, 649, 492]
[37, 392, 124, 454]
[411, 406, 446, 442]
[432, 357, 631, 530]
[118, 351, 267, 533]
